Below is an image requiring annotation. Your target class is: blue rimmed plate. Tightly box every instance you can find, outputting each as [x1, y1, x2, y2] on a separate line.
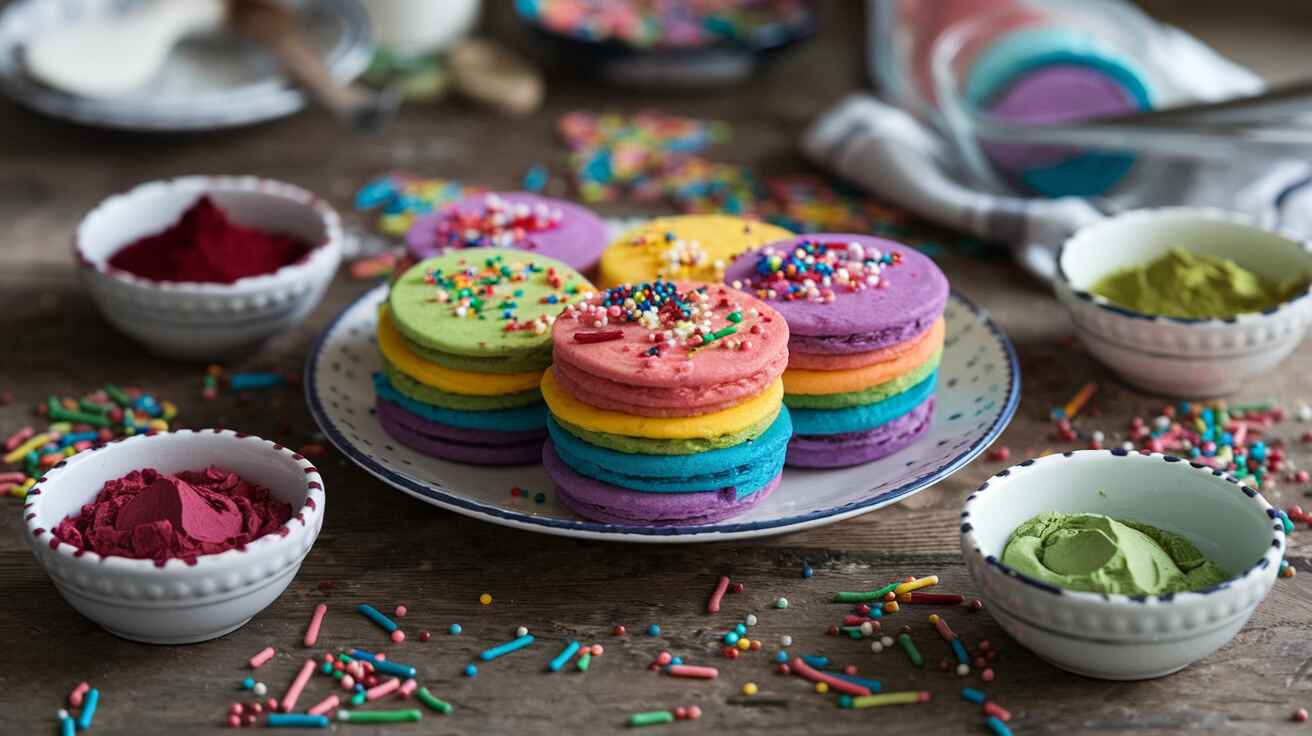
[305, 284, 1020, 542]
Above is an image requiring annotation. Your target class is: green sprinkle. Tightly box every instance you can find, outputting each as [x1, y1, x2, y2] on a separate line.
[897, 633, 923, 668]
[77, 399, 109, 415]
[576, 651, 592, 671]
[833, 582, 898, 603]
[351, 691, 366, 706]
[339, 709, 422, 724]
[627, 711, 675, 727]
[726, 311, 742, 323]
[48, 406, 111, 427]
[105, 385, 131, 407]
[417, 688, 452, 715]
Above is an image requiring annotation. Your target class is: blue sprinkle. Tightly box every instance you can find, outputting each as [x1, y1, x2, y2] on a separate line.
[450, 624, 463, 635]
[534, 493, 546, 503]
[523, 164, 549, 193]
[464, 664, 478, 678]
[241, 677, 255, 690]
[670, 657, 683, 666]
[648, 624, 661, 636]
[774, 651, 789, 663]
[962, 687, 987, 704]
[354, 178, 396, 210]
[802, 564, 814, 578]
[734, 623, 747, 635]
[724, 632, 740, 645]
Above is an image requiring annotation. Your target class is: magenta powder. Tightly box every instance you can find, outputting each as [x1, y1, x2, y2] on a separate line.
[53, 467, 293, 566]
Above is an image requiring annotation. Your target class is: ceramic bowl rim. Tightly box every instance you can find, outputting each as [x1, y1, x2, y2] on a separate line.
[74, 175, 343, 296]
[961, 448, 1285, 607]
[1055, 206, 1312, 326]
[24, 429, 325, 574]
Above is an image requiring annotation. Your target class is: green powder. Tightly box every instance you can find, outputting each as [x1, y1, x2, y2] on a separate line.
[1000, 511, 1229, 596]
[1089, 248, 1308, 319]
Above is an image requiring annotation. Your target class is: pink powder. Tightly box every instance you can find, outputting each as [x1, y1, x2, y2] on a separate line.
[53, 467, 293, 566]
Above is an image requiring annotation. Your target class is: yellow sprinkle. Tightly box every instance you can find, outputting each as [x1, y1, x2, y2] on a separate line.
[735, 637, 750, 651]
[479, 594, 492, 605]
[3, 433, 56, 464]
[815, 682, 829, 694]
[893, 575, 939, 596]
[741, 683, 758, 696]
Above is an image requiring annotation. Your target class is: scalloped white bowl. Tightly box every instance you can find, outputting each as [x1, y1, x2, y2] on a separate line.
[961, 449, 1282, 680]
[23, 430, 325, 644]
[76, 176, 343, 361]
[1055, 208, 1312, 397]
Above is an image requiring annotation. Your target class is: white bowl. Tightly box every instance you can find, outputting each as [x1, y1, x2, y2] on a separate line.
[76, 176, 343, 361]
[961, 449, 1282, 680]
[23, 430, 325, 644]
[1055, 207, 1312, 397]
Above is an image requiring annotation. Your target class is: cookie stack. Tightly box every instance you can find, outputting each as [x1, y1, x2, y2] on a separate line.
[541, 280, 792, 526]
[725, 235, 948, 468]
[376, 247, 594, 465]
[597, 214, 794, 287]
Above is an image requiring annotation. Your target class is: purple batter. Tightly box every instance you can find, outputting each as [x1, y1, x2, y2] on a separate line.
[376, 400, 545, 465]
[982, 64, 1142, 173]
[405, 191, 609, 273]
[544, 441, 780, 526]
[724, 234, 949, 355]
[786, 398, 935, 469]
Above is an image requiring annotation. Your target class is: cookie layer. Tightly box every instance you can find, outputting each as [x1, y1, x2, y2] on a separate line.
[389, 247, 593, 362]
[784, 333, 941, 395]
[382, 359, 542, 410]
[789, 372, 937, 436]
[784, 353, 939, 409]
[547, 409, 791, 493]
[725, 235, 948, 351]
[541, 368, 783, 440]
[598, 215, 793, 287]
[374, 373, 547, 432]
[551, 410, 779, 456]
[786, 398, 935, 468]
[546, 441, 782, 526]
[377, 307, 543, 395]
[405, 192, 609, 272]
[789, 318, 944, 371]
[552, 350, 786, 417]
[379, 402, 544, 465]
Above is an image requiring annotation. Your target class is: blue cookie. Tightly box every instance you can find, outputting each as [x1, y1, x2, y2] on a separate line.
[789, 372, 937, 436]
[373, 373, 547, 432]
[547, 409, 792, 496]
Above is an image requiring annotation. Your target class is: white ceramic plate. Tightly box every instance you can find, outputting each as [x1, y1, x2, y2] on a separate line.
[306, 284, 1020, 542]
[0, 0, 372, 131]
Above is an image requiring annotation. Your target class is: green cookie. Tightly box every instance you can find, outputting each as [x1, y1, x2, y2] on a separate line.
[389, 247, 594, 364]
[382, 359, 543, 410]
[399, 332, 552, 374]
[552, 409, 779, 456]
[784, 351, 941, 410]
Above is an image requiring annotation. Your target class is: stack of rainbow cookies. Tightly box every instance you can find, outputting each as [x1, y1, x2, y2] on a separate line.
[540, 279, 793, 526]
[725, 234, 948, 468]
[375, 247, 594, 465]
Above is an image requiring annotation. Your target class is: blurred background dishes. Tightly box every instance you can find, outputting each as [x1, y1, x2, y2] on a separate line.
[0, 0, 373, 131]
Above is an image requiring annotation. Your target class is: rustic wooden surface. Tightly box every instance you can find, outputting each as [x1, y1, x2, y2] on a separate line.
[3, 3, 1312, 734]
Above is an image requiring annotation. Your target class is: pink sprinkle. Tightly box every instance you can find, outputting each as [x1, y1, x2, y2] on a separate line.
[398, 679, 418, 698]
[981, 668, 995, 683]
[366, 678, 401, 701]
[303, 604, 327, 647]
[655, 651, 672, 666]
[248, 646, 276, 669]
[280, 659, 317, 712]
[68, 682, 90, 707]
[391, 629, 406, 643]
[667, 664, 719, 680]
[687, 705, 703, 720]
[789, 658, 868, 695]
[226, 714, 241, 728]
[307, 694, 339, 716]
[707, 575, 730, 614]
[395, 605, 408, 618]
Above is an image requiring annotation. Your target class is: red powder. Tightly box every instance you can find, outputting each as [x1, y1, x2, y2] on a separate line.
[53, 467, 293, 566]
[106, 196, 312, 283]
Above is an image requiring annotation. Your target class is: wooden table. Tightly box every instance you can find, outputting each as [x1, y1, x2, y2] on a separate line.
[3, 3, 1312, 733]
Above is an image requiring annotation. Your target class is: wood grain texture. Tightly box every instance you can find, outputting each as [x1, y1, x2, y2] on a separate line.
[2, 1, 1312, 733]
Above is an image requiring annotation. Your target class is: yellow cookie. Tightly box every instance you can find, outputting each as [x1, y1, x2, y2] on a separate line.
[377, 308, 543, 396]
[542, 369, 783, 439]
[784, 329, 944, 395]
[598, 215, 794, 288]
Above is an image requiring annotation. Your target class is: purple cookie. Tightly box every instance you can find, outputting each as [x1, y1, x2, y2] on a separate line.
[405, 191, 609, 273]
[786, 397, 935, 469]
[725, 234, 948, 356]
[982, 65, 1142, 173]
[543, 441, 780, 526]
[377, 400, 545, 465]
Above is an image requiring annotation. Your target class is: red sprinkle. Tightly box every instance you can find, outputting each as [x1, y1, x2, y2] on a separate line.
[573, 330, 623, 344]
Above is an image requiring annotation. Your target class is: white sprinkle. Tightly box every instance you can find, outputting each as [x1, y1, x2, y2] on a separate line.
[870, 642, 883, 653]
[957, 664, 970, 676]
[779, 635, 793, 647]
[880, 636, 894, 648]
[745, 614, 758, 627]
[252, 682, 268, 697]
[859, 622, 874, 637]
[516, 626, 528, 637]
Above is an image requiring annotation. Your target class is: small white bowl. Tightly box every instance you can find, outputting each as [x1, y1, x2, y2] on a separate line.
[1055, 207, 1312, 397]
[961, 449, 1282, 680]
[76, 176, 343, 361]
[23, 430, 325, 644]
